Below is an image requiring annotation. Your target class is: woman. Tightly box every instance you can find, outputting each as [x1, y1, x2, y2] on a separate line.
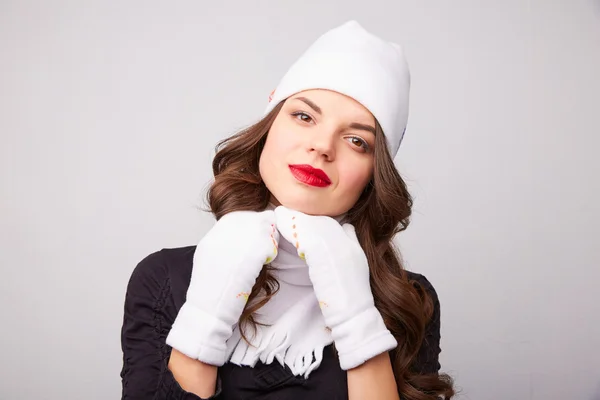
[121, 21, 454, 399]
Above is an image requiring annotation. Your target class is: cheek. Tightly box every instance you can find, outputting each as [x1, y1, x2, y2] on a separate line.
[261, 121, 299, 166]
[337, 160, 372, 195]
[259, 123, 298, 181]
[264, 134, 294, 160]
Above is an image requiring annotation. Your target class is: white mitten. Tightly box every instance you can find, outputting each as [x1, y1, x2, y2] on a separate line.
[166, 210, 279, 366]
[274, 206, 397, 370]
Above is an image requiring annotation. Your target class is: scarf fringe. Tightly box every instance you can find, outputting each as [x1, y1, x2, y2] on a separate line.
[225, 292, 333, 379]
[223, 228, 336, 379]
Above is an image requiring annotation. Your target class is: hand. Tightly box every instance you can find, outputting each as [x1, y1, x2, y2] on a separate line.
[166, 210, 279, 366]
[274, 206, 397, 370]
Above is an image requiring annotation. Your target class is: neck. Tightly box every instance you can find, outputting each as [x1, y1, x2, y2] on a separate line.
[266, 202, 348, 224]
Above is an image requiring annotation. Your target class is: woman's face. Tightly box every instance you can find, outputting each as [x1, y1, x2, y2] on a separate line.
[259, 89, 376, 216]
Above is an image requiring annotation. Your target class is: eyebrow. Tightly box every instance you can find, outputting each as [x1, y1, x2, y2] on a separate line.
[349, 122, 376, 135]
[296, 96, 322, 115]
[294, 96, 376, 135]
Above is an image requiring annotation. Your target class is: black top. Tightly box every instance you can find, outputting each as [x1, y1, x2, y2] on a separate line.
[120, 246, 443, 400]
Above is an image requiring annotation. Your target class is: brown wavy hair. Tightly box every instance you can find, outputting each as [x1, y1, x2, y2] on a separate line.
[206, 101, 454, 399]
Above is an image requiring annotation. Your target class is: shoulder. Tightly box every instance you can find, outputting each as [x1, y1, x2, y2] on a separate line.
[404, 270, 440, 304]
[128, 245, 196, 288]
[125, 246, 197, 307]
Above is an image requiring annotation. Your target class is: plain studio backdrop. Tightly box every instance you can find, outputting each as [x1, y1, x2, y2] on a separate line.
[1, 1, 599, 399]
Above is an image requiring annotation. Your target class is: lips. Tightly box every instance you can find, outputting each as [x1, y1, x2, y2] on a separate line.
[289, 164, 331, 187]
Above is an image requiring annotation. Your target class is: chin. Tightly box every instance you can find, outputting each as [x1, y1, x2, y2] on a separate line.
[272, 192, 342, 217]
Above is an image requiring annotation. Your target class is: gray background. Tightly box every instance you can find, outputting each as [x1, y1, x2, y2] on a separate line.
[1, 1, 599, 399]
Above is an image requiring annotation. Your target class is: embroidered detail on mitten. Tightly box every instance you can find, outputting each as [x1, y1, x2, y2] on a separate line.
[318, 301, 328, 309]
[265, 224, 278, 263]
[290, 216, 306, 259]
[236, 292, 250, 302]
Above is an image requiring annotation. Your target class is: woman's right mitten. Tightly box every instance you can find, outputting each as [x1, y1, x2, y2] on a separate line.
[166, 210, 279, 365]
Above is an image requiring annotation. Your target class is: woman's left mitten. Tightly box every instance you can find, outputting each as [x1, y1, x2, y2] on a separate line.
[274, 206, 397, 370]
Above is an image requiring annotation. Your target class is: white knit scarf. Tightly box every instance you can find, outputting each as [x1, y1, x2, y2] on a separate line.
[224, 205, 346, 378]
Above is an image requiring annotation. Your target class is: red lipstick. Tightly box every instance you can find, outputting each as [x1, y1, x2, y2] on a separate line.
[289, 164, 331, 187]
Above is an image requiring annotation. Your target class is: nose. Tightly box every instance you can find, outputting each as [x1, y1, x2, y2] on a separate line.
[307, 127, 336, 161]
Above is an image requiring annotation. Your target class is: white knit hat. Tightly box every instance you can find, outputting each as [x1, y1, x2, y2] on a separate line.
[264, 20, 411, 157]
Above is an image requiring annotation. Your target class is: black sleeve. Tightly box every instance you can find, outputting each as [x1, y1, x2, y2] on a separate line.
[120, 250, 222, 400]
[410, 274, 443, 375]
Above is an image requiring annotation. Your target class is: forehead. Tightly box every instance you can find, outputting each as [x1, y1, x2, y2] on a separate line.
[287, 89, 374, 123]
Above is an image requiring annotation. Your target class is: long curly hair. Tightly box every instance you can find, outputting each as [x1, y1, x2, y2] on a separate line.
[206, 101, 454, 399]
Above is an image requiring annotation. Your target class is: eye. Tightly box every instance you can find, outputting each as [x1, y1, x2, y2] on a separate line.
[291, 111, 314, 124]
[346, 136, 371, 152]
